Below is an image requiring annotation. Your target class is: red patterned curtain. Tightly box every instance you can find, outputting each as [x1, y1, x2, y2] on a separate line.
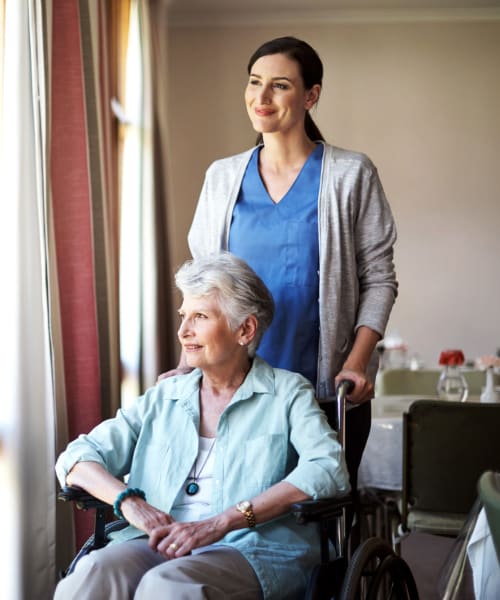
[49, 0, 124, 561]
[50, 2, 122, 442]
[50, 0, 176, 563]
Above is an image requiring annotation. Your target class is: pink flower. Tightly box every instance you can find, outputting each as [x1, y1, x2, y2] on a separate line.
[476, 355, 500, 369]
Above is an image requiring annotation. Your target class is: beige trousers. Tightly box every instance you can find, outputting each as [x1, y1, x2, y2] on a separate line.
[54, 538, 263, 600]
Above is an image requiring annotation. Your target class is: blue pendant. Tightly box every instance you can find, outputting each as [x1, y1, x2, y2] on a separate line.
[186, 482, 199, 496]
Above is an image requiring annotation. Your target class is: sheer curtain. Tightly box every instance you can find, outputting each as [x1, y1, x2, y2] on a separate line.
[1, 2, 55, 598]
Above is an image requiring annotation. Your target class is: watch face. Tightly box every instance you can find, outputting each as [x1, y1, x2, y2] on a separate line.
[238, 500, 250, 511]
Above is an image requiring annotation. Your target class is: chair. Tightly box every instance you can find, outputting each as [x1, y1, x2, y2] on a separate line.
[477, 470, 500, 562]
[400, 400, 500, 541]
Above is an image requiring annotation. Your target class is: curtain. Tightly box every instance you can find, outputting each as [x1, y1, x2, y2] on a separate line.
[1, 2, 55, 598]
[50, 0, 176, 565]
[1, 0, 175, 595]
[119, 0, 176, 405]
[49, 0, 124, 563]
[145, 0, 177, 381]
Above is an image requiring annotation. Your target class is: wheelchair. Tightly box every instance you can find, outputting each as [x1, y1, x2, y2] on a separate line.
[58, 381, 419, 599]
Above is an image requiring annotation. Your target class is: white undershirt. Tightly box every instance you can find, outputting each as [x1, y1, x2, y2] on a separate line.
[171, 436, 216, 523]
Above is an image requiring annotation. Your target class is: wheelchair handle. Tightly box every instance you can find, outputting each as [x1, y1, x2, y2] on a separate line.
[336, 379, 355, 396]
[335, 379, 355, 450]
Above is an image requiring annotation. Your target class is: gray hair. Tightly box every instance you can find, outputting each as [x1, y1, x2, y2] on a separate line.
[175, 252, 274, 357]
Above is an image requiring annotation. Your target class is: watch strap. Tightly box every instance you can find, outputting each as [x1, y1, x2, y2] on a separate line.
[236, 500, 256, 528]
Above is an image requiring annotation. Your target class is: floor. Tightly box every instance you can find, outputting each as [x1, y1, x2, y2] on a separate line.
[356, 493, 475, 599]
[401, 531, 474, 599]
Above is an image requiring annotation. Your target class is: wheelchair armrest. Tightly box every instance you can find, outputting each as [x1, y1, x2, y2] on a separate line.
[58, 487, 124, 557]
[291, 495, 352, 524]
[58, 485, 111, 511]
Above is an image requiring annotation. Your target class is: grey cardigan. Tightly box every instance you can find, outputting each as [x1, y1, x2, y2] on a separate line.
[188, 142, 398, 399]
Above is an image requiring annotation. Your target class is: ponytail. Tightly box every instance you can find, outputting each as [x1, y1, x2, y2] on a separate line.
[304, 112, 325, 142]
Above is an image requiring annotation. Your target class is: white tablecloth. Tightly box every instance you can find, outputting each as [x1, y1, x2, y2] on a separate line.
[358, 416, 403, 490]
[358, 395, 436, 491]
[359, 395, 484, 491]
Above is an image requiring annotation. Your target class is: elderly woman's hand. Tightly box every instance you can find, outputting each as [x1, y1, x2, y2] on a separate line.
[148, 516, 231, 559]
[120, 496, 175, 534]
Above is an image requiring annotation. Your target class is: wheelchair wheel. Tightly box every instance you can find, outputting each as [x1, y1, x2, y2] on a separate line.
[64, 519, 128, 576]
[340, 537, 419, 600]
[365, 554, 418, 600]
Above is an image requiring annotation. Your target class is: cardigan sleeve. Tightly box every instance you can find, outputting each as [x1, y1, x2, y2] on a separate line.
[354, 162, 398, 335]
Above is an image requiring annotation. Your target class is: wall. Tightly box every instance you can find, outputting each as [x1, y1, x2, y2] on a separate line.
[165, 16, 500, 367]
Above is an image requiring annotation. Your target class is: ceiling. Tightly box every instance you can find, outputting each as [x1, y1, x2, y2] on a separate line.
[166, 0, 500, 10]
[165, 0, 500, 25]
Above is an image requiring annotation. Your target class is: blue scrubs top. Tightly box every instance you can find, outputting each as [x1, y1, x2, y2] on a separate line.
[229, 144, 323, 386]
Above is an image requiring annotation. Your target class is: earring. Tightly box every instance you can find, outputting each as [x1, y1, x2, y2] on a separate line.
[239, 340, 245, 346]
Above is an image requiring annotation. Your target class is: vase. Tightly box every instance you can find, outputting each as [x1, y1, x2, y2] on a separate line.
[480, 367, 500, 403]
[437, 366, 468, 402]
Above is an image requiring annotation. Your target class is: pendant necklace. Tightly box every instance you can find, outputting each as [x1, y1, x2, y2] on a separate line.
[185, 438, 217, 496]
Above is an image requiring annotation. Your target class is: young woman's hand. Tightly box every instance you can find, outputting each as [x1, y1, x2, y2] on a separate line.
[335, 368, 373, 404]
[157, 366, 194, 382]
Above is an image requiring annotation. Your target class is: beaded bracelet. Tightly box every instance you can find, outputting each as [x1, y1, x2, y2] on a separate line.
[113, 487, 146, 520]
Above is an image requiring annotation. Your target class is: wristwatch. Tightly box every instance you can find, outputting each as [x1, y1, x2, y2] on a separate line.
[236, 500, 256, 528]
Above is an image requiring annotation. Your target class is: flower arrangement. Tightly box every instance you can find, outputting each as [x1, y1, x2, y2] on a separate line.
[438, 349, 465, 366]
[476, 356, 500, 403]
[476, 355, 500, 370]
[437, 349, 468, 401]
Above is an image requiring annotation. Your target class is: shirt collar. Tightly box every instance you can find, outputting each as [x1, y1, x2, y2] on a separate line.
[159, 355, 275, 407]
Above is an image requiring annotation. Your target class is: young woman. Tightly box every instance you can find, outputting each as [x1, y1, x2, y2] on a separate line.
[175, 36, 398, 499]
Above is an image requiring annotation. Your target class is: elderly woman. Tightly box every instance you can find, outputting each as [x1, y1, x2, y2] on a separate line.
[54, 252, 350, 600]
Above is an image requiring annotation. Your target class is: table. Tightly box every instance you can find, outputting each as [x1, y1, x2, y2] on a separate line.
[358, 394, 481, 491]
[358, 395, 435, 491]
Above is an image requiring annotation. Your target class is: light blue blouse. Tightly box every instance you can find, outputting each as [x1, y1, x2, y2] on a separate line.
[55, 357, 350, 600]
[229, 144, 323, 386]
